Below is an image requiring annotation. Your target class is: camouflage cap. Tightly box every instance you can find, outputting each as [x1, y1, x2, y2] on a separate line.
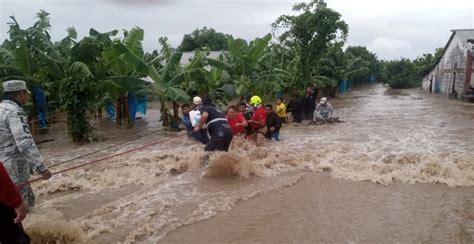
[2, 80, 31, 94]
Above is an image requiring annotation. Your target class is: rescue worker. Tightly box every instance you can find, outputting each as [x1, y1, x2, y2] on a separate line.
[313, 97, 335, 123]
[247, 96, 267, 146]
[0, 80, 52, 209]
[194, 97, 233, 151]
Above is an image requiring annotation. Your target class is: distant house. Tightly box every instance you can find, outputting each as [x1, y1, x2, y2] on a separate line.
[142, 51, 225, 83]
[422, 29, 474, 98]
[180, 51, 224, 65]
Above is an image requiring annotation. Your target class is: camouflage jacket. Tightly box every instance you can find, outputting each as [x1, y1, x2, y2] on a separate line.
[315, 102, 334, 117]
[0, 99, 48, 207]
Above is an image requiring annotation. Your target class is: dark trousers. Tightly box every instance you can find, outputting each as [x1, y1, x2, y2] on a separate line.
[205, 127, 233, 152]
[292, 112, 302, 123]
[0, 204, 30, 244]
[303, 112, 313, 120]
[192, 129, 210, 145]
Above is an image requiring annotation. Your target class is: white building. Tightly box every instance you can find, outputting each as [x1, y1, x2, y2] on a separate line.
[422, 29, 474, 98]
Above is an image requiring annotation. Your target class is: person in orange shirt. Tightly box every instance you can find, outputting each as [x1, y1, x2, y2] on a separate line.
[226, 105, 248, 135]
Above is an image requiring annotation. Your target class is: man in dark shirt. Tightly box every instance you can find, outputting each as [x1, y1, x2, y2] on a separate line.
[194, 98, 233, 151]
[264, 104, 282, 141]
[301, 87, 316, 120]
[287, 93, 302, 123]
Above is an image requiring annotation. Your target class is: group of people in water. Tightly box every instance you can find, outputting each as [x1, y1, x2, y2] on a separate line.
[181, 87, 336, 152]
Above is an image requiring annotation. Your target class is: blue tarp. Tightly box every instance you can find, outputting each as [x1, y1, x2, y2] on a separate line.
[106, 102, 115, 119]
[105, 91, 147, 122]
[137, 96, 147, 115]
[338, 80, 348, 93]
[33, 86, 47, 128]
[128, 91, 138, 123]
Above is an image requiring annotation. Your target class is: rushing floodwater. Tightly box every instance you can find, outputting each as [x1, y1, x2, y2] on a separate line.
[25, 84, 473, 243]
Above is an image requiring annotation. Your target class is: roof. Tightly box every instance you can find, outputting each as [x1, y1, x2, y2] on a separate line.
[180, 51, 225, 65]
[425, 29, 474, 76]
[451, 29, 474, 46]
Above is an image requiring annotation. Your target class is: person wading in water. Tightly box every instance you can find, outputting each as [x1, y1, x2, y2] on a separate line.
[194, 97, 233, 152]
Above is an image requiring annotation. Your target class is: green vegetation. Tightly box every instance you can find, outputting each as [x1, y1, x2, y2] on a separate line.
[178, 27, 229, 51]
[0, 1, 439, 142]
[380, 48, 443, 89]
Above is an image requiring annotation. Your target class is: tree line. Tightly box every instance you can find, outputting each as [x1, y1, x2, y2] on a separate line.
[0, 0, 441, 143]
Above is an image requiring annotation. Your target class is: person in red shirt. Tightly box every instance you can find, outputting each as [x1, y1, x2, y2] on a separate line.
[0, 162, 30, 243]
[247, 96, 267, 146]
[226, 105, 248, 135]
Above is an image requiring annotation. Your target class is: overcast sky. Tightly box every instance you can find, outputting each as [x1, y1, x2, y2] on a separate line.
[0, 0, 473, 60]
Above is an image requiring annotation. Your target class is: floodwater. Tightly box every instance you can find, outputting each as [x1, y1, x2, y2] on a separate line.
[25, 84, 473, 243]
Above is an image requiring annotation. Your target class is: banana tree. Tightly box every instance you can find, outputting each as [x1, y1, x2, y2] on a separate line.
[0, 11, 64, 133]
[101, 27, 152, 128]
[112, 38, 190, 128]
[205, 34, 286, 100]
[176, 50, 234, 105]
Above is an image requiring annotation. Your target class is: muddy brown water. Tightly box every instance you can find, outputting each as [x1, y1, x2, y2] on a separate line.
[24, 84, 473, 243]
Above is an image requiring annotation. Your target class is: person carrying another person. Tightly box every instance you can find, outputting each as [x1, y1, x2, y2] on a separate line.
[180, 103, 209, 144]
[194, 97, 233, 151]
[275, 98, 287, 123]
[0, 161, 29, 243]
[264, 104, 282, 141]
[313, 97, 335, 123]
[0, 80, 52, 210]
[247, 96, 267, 146]
[226, 105, 248, 136]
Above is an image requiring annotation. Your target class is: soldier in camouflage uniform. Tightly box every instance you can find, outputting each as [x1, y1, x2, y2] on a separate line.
[313, 97, 335, 123]
[0, 80, 52, 209]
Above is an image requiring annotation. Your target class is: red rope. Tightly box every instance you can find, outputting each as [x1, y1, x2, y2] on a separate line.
[17, 133, 185, 189]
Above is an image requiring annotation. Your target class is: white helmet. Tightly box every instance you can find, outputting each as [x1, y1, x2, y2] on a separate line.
[320, 97, 327, 103]
[193, 96, 202, 105]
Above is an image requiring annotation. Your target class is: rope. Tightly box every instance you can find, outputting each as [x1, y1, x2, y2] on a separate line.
[47, 129, 166, 169]
[29, 111, 66, 123]
[17, 133, 186, 189]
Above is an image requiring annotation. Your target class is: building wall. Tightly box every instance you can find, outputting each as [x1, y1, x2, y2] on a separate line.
[422, 32, 471, 98]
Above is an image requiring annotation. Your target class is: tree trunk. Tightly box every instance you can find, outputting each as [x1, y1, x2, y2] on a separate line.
[160, 97, 169, 128]
[125, 92, 132, 129]
[172, 101, 179, 121]
[97, 107, 103, 119]
[116, 97, 122, 126]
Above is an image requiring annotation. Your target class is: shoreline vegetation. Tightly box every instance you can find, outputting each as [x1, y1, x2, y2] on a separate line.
[1, 0, 441, 143]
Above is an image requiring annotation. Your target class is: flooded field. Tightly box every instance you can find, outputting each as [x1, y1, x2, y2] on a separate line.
[26, 84, 473, 243]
